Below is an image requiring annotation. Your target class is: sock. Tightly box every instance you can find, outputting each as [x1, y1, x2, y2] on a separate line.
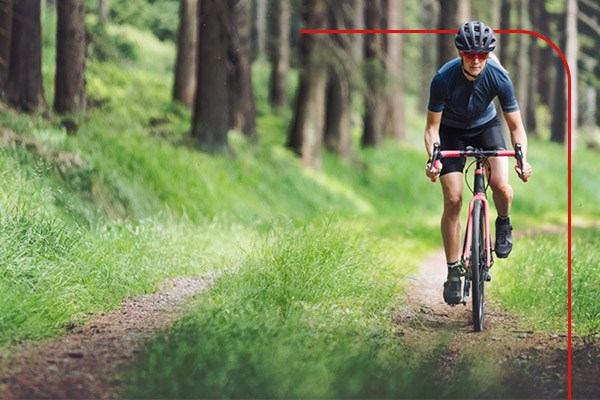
[447, 261, 461, 269]
[497, 214, 511, 225]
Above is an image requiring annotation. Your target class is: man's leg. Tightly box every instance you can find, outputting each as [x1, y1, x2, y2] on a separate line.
[488, 157, 514, 258]
[440, 172, 464, 304]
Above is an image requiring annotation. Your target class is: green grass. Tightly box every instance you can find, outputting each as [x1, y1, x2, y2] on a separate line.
[125, 221, 436, 399]
[572, 227, 600, 336]
[490, 232, 568, 333]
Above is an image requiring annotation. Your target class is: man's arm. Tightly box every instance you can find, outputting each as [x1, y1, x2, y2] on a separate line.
[425, 110, 443, 181]
[503, 111, 533, 181]
[425, 110, 442, 158]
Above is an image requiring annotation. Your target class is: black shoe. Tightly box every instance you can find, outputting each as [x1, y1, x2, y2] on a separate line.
[495, 217, 513, 258]
[443, 267, 462, 304]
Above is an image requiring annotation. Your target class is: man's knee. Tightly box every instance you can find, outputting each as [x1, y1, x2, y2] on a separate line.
[491, 182, 513, 199]
[444, 195, 463, 215]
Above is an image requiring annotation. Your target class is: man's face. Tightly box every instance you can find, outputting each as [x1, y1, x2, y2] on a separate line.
[460, 51, 490, 77]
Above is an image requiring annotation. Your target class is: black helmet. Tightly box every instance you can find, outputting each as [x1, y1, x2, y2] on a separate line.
[455, 21, 496, 52]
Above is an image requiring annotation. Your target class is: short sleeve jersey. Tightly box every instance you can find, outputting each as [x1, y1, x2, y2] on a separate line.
[427, 57, 519, 130]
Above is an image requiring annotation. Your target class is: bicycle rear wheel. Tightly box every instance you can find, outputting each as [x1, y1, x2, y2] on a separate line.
[471, 199, 486, 331]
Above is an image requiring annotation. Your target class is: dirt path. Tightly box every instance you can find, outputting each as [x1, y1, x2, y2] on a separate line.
[0, 275, 214, 399]
[395, 249, 570, 399]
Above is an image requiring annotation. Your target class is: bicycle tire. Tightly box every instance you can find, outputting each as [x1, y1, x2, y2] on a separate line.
[471, 199, 486, 331]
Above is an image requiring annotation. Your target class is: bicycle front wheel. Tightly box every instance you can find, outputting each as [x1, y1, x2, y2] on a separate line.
[470, 199, 486, 332]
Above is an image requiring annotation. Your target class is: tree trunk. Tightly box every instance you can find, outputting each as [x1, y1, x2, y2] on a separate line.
[173, 0, 198, 110]
[419, 0, 438, 110]
[255, 0, 267, 60]
[54, 0, 87, 114]
[515, 0, 529, 132]
[499, 0, 513, 74]
[550, 12, 567, 144]
[536, 1, 553, 108]
[351, 0, 364, 63]
[324, 0, 353, 160]
[384, 0, 405, 141]
[228, 0, 256, 138]
[362, 0, 385, 147]
[287, 0, 327, 169]
[268, 0, 290, 109]
[437, 0, 470, 66]
[97, 0, 108, 24]
[565, 0, 578, 150]
[5, 0, 47, 112]
[0, 0, 13, 91]
[192, 0, 230, 151]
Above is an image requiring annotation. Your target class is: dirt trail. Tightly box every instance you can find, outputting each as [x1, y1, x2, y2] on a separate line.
[0, 275, 214, 399]
[395, 249, 570, 399]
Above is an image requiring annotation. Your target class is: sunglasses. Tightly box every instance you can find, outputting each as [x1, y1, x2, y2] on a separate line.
[461, 51, 490, 61]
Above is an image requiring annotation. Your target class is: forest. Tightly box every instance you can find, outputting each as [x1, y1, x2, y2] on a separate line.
[0, 0, 598, 399]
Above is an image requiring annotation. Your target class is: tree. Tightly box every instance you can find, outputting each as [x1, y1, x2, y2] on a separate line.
[5, 0, 47, 112]
[361, 0, 386, 147]
[192, 0, 230, 151]
[287, 0, 328, 169]
[228, 0, 256, 138]
[54, 0, 87, 114]
[324, 0, 354, 160]
[384, 0, 406, 141]
[0, 0, 12, 91]
[254, 0, 267, 60]
[97, 0, 109, 24]
[566, 0, 578, 150]
[268, 0, 291, 109]
[437, 0, 470, 66]
[515, 0, 530, 133]
[173, 0, 198, 110]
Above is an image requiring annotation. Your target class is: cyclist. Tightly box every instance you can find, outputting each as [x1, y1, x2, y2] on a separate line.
[424, 21, 533, 305]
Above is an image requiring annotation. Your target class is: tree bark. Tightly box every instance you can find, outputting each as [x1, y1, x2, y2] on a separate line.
[324, 0, 353, 159]
[0, 0, 13, 91]
[362, 0, 385, 147]
[173, 0, 198, 110]
[228, 0, 256, 138]
[268, 0, 290, 109]
[192, 0, 230, 151]
[255, 0, 267, 60]
[5, 0, 47, 112]
[565, 0, 578, 150]
[384, 0, 405, 141]
[515, 0, 529, 132]
[54, 0, 87, 114]
[437, 0, 470, 66]
[287, 0, 327, 169]
[97, 0, 108, 24]
[550, 12, 567, 144]
[419, 0, 438, 110]
[499, 0, 513, 74]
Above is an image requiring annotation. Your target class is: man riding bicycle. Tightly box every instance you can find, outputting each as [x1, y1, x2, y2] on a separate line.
[424, 21, 533, 305]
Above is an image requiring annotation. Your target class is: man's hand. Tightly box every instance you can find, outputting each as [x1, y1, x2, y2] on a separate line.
[515, 161, 533, 182]
[426, 160, 443, 182]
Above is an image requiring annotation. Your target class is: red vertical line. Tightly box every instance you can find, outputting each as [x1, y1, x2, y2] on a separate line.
[301, 28, 573, 399]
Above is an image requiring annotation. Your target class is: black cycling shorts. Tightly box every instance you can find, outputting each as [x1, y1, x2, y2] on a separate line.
[439, 116, 507, 176]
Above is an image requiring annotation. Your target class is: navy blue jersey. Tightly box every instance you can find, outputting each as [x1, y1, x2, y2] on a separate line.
[427, 57, 519, 129]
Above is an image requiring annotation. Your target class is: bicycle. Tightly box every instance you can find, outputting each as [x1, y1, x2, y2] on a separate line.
[429, 142, 526, 331]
